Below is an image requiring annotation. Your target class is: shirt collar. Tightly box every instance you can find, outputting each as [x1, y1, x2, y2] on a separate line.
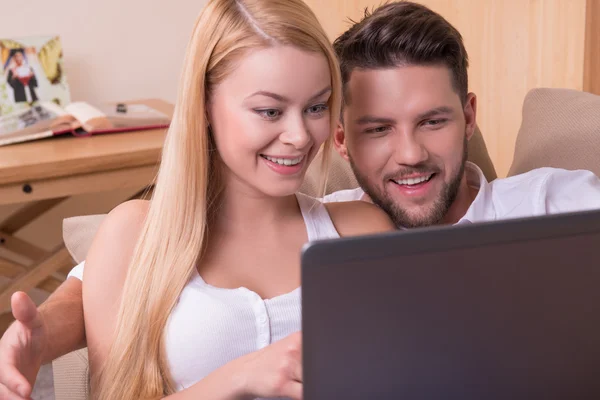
[456, 161, 496, 225]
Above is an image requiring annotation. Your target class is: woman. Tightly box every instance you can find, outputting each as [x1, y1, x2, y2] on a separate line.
[5, 50, 38, 104]
[82, 0, 395, 399]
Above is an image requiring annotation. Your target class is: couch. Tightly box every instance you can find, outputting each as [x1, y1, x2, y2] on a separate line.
[52, 88, 600, 399]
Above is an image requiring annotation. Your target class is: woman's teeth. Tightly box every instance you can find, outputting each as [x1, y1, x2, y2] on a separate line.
[262, 155, 304, 166]
[394, 174, 433, 186]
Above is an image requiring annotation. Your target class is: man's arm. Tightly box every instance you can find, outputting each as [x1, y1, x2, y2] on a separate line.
[542, 169, 600, 213]
[38, 276, 85, 363]
[0, 269, 85, 398]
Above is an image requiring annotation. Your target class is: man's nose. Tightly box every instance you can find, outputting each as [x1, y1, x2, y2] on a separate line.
[392, 130, 428, 166]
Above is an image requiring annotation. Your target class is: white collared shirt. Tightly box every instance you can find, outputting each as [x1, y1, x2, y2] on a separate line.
[322, 162, 600, 225]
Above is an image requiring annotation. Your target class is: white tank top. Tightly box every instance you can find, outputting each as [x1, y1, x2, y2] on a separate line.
[164, 193, 340, 393]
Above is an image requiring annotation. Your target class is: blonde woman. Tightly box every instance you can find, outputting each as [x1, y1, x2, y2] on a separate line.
[80, 0, 394, 399]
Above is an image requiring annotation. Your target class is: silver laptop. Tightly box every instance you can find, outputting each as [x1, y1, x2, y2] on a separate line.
[301, 209, 600, 399]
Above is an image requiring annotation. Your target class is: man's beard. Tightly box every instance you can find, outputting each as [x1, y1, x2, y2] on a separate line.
[350, 137, 468, 228]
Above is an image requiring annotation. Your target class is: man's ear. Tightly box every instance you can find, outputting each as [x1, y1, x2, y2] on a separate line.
[334, 122, 350, 161]
[464, 92, 477, 141]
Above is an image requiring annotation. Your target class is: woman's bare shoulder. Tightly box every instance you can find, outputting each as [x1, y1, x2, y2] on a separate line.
[325, 200, 396, 237]
[81, 201, 150, 373]
[83, 200, 150, 276]
[101, 199, 149, 232]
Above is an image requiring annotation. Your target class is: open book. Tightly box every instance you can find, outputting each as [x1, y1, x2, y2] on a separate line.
[0, 101, 171, 146]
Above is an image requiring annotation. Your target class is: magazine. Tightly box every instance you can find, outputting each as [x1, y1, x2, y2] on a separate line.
[0, 101, 171, 146]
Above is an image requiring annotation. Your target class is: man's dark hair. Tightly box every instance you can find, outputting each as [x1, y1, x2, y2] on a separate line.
[333, 1, 469, 104]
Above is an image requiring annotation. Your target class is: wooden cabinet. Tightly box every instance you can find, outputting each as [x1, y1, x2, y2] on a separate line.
[305, 0, 599, 177]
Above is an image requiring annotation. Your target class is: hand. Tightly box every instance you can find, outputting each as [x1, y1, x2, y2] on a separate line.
[235, 331, 303, 400]
[0, 292, 48, 399]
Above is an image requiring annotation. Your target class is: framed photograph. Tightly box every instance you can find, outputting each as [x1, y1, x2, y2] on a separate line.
[0, 36, 71, 115]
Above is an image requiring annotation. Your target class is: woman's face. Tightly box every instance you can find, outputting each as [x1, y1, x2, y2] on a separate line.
[14, 52, 24, 65]
[208, 45, 332, 198]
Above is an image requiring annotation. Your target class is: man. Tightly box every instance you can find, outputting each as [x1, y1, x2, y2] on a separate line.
[324, 2, 600, 225]
[2, 2, 600, 398]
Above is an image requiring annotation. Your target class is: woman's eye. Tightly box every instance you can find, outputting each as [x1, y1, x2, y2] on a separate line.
[256, 109, 281, 120]
[306, 104, 328, 115]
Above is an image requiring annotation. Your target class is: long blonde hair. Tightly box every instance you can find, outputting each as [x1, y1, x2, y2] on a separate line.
[95, 0, 341, 398]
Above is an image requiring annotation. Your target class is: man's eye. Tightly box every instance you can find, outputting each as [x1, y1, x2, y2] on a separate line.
[423, 118, 447, 127]
[365, 126, 391, 134]
[256, 109, 281, 120]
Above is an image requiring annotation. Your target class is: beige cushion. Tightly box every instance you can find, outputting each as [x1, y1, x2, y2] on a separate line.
[299, 144, 359, 196]
[468, 125, 498, 182]
[62, 214, 108, 264]
[52, 348, 90, 399]
[509, 88, 600, 177]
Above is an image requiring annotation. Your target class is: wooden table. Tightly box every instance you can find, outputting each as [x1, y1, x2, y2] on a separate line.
[0, 99, 172, 320]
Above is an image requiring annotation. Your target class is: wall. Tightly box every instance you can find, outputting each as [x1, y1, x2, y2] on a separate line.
[3, 0, 209, 104]
[584, 0, 600, 95]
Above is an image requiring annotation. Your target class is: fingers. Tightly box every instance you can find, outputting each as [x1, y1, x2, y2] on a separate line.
[10, 293, 42, 331]
[296, 334, 302, 362]
[283, 380, 303, 400]
[287, 331, 303, 382]
[0, 383, 30, 400]
[293, 332, 302, 373]
[284, 331, 302, 352]
[0, 365, 32, 399]
[292, 357, 303, 383]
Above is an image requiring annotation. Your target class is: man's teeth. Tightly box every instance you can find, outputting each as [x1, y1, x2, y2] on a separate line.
[394, 174, 433, 186]
[263, 155, 304, 166]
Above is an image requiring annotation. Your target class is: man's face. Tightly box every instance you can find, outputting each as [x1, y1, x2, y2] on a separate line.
[337, 65, 476, 228]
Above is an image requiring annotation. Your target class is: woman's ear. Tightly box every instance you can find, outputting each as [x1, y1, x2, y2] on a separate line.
[334, 122, 350, 161]
[464, 92, 477, 141]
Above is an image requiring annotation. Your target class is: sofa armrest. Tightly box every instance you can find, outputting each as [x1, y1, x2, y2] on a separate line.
[52, 348, 90, 400]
